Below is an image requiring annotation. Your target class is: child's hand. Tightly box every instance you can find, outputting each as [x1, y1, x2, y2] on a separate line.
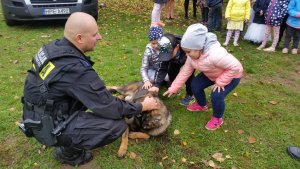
[260, 10, 263, 16]
[148, 86, 159, 93]
[212, 84, 225, 93]
[143, 81, 153, 89]
[244, 19, 249, 23]
[226, 17, 230, 21]
[297, 13, 300, 17]
[163, 90, 175, 97]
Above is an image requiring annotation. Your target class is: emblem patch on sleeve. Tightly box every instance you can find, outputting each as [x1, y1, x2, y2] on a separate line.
[39, 61, 55, 80]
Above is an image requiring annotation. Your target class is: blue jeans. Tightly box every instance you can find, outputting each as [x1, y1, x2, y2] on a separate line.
[208, 3, 222, 32]
[191, 73, 241, 118]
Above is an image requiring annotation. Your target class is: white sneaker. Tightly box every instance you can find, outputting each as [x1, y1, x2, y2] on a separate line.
[282, 48, 288, 54]
[263, 47, 275, 52]
[256, 45, 265, 50]
[223, 42, 228, 46]
[292, 48, 298, 55]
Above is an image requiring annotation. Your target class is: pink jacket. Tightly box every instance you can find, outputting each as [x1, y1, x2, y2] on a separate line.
[168, 43, 243, 93]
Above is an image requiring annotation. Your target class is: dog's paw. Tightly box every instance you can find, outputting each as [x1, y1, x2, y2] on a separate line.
[117, 149, 127, 158]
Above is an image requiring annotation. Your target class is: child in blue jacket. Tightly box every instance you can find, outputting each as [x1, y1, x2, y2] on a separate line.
[282, 0, 300, 54]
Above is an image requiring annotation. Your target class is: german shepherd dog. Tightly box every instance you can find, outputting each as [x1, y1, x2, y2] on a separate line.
[108, 81, 172, 158]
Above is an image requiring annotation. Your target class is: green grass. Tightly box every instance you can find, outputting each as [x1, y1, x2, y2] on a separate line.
[0, 0, 300, 168]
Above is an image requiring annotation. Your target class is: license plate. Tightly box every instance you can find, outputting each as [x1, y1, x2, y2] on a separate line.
[43, 8, 70, 15]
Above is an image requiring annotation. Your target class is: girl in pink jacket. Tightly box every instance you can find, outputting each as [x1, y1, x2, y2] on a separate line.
[163, 23, 243, 130]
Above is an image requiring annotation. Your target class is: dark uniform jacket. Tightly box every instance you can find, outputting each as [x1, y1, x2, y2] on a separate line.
[22, 38, 142, 125]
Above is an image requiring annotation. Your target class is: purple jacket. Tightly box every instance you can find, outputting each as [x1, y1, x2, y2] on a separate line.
[265, 0, 289, 26]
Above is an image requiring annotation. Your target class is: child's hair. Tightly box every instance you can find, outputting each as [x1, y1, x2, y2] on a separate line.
[149, 26, 163, 41]
[163, 33, 180, 49]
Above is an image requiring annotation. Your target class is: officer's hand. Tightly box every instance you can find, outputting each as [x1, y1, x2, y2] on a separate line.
[141, 96, 158, 111]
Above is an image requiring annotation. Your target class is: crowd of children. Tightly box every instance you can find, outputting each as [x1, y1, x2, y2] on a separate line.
[146, 0, 299, 131]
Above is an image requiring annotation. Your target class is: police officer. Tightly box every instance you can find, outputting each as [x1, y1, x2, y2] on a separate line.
[21, 12, 157, 166]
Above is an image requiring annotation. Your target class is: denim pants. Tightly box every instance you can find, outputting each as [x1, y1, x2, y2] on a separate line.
[208, 3, 222, 32]
[191, 73, 241, 118]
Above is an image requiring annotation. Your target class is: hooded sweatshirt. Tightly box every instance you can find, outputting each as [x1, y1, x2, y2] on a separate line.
[168, 24, 243, 94]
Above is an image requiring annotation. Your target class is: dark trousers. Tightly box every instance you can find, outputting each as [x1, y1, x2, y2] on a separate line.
[191, 73, 240, 118]
[278, 14, 289, 45]
[62, 111, 127, 150]
[184, 0, 197, 18]
[168, 61, 194, 96]
[283, 25, 300, 49]
[201, 7, 209, 23]
[208, 3, 222, 32]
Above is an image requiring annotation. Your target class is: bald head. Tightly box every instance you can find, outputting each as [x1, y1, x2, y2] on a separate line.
[64, 12, 101, 52]
[64, 12, 97, 40]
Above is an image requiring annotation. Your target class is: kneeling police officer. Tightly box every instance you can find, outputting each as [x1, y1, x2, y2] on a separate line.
[20, 12, 157, 166]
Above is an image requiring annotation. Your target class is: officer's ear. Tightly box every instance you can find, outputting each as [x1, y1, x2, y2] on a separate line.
[75, 33, 84, 44]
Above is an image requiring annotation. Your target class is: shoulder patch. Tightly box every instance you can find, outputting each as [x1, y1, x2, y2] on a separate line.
[39, 61, 55, 80]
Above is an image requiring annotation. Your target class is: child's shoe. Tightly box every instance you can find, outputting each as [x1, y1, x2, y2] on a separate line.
[180, 95, 195, 106]
[233, 42, 239, 46]
[282, 48, 288, 54]
[187, 103, 208, 111]
[292, 48, 298, 55]
[256, 45, 265, 50]
[222, 42, 228, 46]
[263, 47, 275, 52]
[205, 117, 224, 130]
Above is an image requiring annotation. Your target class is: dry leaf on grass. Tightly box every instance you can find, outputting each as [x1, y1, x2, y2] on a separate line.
[212, 152, 225, 162]
[233, 92, 238, 97]
[9, 107, 16, 112]
[226, 155, 232, 159]
[162, 155, 168, 160]
[174, 129, 180, 135]
[248, 136, 257, 144]
[238, 129, 245, 134]
[269, 100, 277, 105]
[182, 141, 187, 146]
[181, 157, 187, 163]
[129, 152, 136, 159]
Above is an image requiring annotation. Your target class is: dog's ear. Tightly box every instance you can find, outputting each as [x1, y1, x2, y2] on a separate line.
[147, 91, 158, 97]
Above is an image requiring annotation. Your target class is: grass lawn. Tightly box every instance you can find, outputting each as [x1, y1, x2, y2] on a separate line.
[0, 0, 299, 168]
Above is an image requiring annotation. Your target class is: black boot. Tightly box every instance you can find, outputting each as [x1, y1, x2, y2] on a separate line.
[287, 146, 300, 160]
[53, 146, 93, 166]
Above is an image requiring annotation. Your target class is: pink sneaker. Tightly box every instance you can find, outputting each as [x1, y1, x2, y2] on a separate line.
[205, 117, 224, 130]
[187, 103, 208, 111]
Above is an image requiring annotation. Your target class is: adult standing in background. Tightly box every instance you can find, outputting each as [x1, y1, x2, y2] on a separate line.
[166, 0, 175, 19]
[184, 0, 197, 19]
[207, 0, 223, 32]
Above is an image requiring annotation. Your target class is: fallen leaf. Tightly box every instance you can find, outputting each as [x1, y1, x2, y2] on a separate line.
[182, 141, 187, 146]
[208, 160, 216, 167]
[12, 60, 19, 64]
[172, 159, 176, 163]
[233, 92, 238, 97]
[189, 161, 195, 164]
[34, 162, 38, 166]
[224, 130, 229, 133]
[212, 152, 225, 162]
[226, 155, 232, 159]
[238, 129, 245, 134]
[244, 151, 251, 158]
[269, 100, 277, 105]
[9, 107, 16, 112]
[41, 35, 51, 38]
[174, 129, 180, 135]
[248, 136, 257, 144]
[181, 157, 187, 163]
[14, 96, 19, 100]
[129, 152, 136, 160]
[159, 162, 163, 167]
[162, 155, 168, 160]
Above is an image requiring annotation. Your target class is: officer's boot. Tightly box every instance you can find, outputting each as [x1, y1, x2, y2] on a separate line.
[53, 146, 93, 166]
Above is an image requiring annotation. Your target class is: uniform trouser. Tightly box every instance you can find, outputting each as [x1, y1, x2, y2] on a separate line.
[184, 0, 197, 17]
[208, 3, 222, 32]
[191, 73, 240, 118]
[201, 7, 209, 23]
[61, 111, 127, 150]
[283, 25, 300, 49]
[168, 61, 194, 96]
